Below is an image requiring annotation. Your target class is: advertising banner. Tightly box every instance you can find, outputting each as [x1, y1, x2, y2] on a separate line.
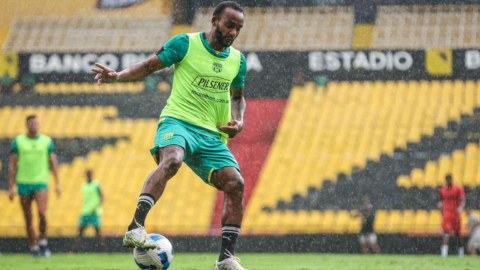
[96, 0, 149, 9]
[12, 49, 480, 98]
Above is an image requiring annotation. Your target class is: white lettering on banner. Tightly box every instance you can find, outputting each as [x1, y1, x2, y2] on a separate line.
[82, 54, 98, 73]
[63, 54, 83, 73]
[353, 51, 369, 70]
[28, 53, 135, 74]
[29, 54, 47, 74]
[246, 52, 263, 72]
[340, 51, 354, 71]
[386, 52, 394, 70]
[369, 51, 386, 70]
[97, 54, 119, 72]
[308, 51, 414, 72]
[46, 54, 63, 73]
[394, 51, 413, 71]
[98, 0, 147, 9]
[308, 52, 323, 71]
[325, 51, 340, 71]
[466, 50, 480, 70]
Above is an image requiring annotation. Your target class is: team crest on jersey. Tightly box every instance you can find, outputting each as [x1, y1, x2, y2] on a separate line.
[212, 61, 222, 73]
[164, 133, 174, 140]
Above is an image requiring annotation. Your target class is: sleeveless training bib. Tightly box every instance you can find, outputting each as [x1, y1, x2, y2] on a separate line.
[160, 33, 241, 143]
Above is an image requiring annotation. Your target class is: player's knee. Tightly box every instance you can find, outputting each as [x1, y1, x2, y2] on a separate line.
[161, 156, 182, 175]
[38, 212, 47, 220]
[224, 175, 244, 196]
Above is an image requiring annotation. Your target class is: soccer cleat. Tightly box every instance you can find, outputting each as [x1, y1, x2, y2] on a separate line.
[213, 251, 247, 270]
[39, 245, 51, 258]
[123, 219, 157, 249]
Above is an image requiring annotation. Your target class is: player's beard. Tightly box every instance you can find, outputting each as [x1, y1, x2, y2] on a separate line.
[214, 26, 234, 48]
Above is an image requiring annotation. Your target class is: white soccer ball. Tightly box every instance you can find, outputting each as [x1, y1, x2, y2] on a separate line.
[133, 234, 174, 269]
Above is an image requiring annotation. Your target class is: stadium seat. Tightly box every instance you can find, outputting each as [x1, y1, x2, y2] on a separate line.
[35, 82, 146, 94]
[0, 105, 217, 236]
[193, 7, 354, 51]
[4, 17, 171, 52]
[244, 80, 480, 234]
[399, 142, 480, 188]
[374, 210, 389, 233]
[372, 5, 480, 49]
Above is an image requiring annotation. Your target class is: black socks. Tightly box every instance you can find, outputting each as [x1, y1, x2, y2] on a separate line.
[128, 193, 156, 231]
[219, 224, 241, 262]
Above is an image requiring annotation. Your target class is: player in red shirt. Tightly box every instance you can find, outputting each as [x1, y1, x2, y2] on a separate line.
[438, 174, 466, 257]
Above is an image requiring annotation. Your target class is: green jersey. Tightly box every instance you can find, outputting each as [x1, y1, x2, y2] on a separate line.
[11, 134, 54, 185]
[81, 180, 102, 215]
[157, 32, 246, 143]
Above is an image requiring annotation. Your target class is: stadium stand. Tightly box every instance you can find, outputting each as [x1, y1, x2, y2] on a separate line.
[0, 104, 217, 236]
[0, 106, 125, 137]
[372, 5, 480, 49]
[3, 17, 171, 52]
[243, 80, 480, 234]
[243, 209, 480, 235]
[35, 82, 145, 94]
[397, 143, 480, 189]
[193, 6, 354, 51]
[1, 0, 171, 51]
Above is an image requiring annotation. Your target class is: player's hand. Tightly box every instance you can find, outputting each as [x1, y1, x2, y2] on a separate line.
[437, 202, 443, 210]
[55, 185, 62, 197]
[217, 120, 243, 138]
[8, 188, 15, 201]
[456, 207, 463, 213]
[92, 63, 118, 85]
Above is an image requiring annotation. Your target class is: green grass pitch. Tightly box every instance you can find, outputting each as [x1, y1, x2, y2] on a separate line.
[0, 253, 478, 270]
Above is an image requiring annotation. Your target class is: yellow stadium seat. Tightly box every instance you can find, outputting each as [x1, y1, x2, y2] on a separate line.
[414, 210, 429, 233]
[193, 6, 354, 51]
[241, 79, 480, 234]
[374, 210, 389, 233]
[0, 105, 216, 236]
[401, 210, 415, 233]
[387, 210, 402, 233]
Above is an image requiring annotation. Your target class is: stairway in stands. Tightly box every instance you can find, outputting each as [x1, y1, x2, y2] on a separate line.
[242, 80, 480, 235]
[275, 109, 480, 212]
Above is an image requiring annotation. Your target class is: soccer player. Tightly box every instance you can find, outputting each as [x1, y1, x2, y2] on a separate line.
[438, 174, 465, 257]
[356, 197, 381, 254]
[8, 115, 61, 257]
[71, 170, 106, 253]
[466, 209, 480, 255]
[92, 1, 247, 269]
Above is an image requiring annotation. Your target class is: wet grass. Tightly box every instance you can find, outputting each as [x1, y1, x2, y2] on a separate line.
[0, 253, 478, 270]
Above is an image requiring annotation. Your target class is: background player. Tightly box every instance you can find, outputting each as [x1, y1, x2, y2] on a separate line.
[356, 196, 381, 254]
[8, 115, 61, 257]
[71, 170, 106, 253]
[466, 208, 480, 255]
[438, 174, 465, 257]
[92, 1, 248, 269]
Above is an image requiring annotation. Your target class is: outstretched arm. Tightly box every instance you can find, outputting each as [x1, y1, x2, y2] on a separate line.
[217, 87, 246, 138]
[8, 154, 17, 201]
[457, 197, 466, 213]
[98, 187, 104, 204]
[92, 56, 166, 84]
[438, 191, 443, 210]
[49, 153, 61, 197]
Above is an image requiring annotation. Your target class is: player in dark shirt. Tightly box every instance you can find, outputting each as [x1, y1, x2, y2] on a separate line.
[356, 197, 381, 254]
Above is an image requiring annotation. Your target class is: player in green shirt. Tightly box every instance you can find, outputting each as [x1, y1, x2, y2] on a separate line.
[92, 1, 247, 269]
[71, 170, 107, 253]
[8, 115, 61, 258]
